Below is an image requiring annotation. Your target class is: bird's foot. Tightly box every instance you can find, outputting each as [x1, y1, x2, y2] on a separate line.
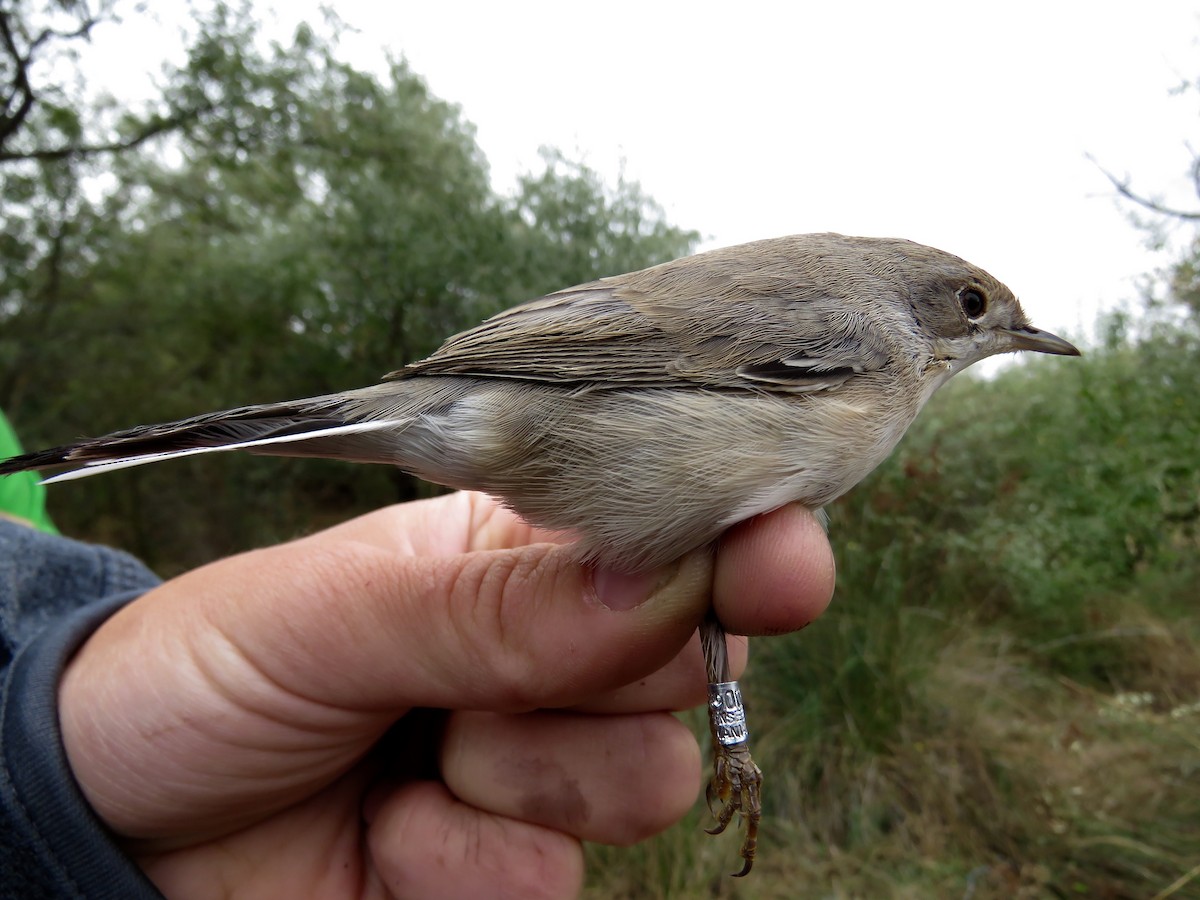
[705, 681, 762, 877]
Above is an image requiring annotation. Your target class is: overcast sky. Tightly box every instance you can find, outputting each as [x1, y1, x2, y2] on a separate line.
[96, 3, 1200, 342]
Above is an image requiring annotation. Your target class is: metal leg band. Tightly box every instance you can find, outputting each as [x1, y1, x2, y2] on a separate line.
[708, 680, 749, 747]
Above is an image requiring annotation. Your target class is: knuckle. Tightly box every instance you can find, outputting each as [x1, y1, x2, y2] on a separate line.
[443, 548, 568, 711]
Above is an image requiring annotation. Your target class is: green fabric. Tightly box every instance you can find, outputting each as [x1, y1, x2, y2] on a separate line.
[0, 412, 58, 535]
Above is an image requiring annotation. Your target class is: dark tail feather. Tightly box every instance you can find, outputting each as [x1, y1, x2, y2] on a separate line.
[0, 396, 368, 479]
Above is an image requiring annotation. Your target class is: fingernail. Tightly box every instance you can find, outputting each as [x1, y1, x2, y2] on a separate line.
[592, 564, 673, 611]
[591, 550, 713, 615]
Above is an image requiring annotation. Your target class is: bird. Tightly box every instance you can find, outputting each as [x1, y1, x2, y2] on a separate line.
[0, 232, 1081, 874]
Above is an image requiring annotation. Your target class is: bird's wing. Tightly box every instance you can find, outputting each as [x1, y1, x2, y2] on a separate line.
[391, 276, 894, 394]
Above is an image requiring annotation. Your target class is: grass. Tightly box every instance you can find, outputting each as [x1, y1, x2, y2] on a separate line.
[584, 601, 1200, 899]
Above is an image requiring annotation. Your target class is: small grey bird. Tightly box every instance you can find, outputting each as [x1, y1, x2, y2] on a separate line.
[0, 232, 1080, 875]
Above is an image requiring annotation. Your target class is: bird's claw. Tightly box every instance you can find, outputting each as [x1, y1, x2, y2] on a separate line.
[706, 681, 762, 876]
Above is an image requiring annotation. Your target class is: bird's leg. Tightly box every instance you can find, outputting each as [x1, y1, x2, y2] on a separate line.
[700, 610, 761, 877]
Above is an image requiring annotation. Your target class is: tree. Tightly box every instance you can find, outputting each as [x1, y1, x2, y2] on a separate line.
[0, 1, 698, 570]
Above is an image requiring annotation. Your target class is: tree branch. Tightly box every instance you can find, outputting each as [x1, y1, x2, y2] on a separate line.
[0, 10, 37, 147]
[0, 104, 212, 163]
[0, 3, 109, 154]
[29, 15, 105, 54]
[1089, 153, 1200, 221]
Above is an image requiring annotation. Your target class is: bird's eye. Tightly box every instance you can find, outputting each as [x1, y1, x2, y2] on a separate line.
[959, 288, 987, 319]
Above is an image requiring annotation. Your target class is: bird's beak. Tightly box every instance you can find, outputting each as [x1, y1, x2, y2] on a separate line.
[1000, 325, 1081, 357]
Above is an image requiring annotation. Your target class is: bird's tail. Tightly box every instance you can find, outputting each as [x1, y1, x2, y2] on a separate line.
[0, 394, 407, 484]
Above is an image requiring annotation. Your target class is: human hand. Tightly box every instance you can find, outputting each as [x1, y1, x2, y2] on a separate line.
[58, 491, 834, 899]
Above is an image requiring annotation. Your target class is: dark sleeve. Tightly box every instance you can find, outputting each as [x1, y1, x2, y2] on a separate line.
[0, 521, 166, 898]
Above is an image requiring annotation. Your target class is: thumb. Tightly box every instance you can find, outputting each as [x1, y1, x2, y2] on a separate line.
[226, 535, 716, 712]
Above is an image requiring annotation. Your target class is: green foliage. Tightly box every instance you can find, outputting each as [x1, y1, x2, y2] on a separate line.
[801, 314, 1198, 683]
[0, 1, 697, 570]
[508, 148, 697, 295]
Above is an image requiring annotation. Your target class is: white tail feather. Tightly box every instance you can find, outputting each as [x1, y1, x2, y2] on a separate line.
[41, 420, 401, 485]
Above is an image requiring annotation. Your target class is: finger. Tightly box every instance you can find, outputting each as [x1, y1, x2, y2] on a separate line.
[217, 537, 715, 712]
[569, 630, 747, 714]
[335, 495, 812, 709]
[366, 780, 583, 900]
[95, 520, 715, 717]
[331, 493, 833, 643]
[713, 504, 835, 636]
[439, 711, 701, 845]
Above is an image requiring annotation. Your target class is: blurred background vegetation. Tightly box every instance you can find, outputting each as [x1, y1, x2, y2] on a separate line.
[2, 2, 1197, 898]
[1, 0, 700, 565]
